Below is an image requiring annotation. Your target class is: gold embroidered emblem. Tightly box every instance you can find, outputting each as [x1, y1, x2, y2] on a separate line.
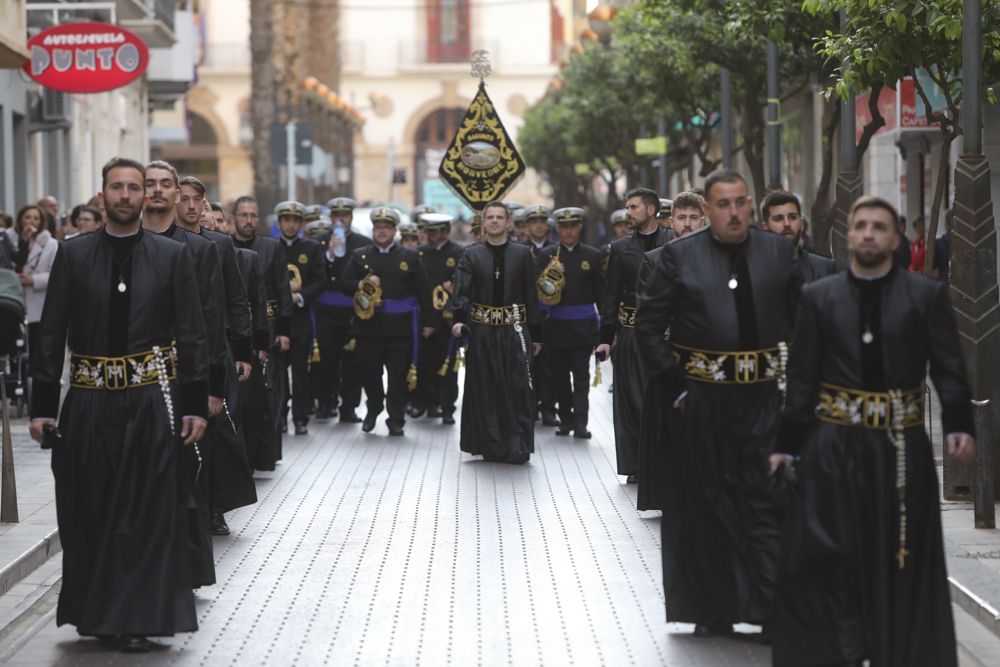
[298, 253, 308, 265]
[581, 260, 591, 271]
[400, 261, 409, 271]
[446, 257, 456, 267]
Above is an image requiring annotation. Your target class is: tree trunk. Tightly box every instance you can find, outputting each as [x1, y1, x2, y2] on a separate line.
[250, 0, 278, 220]
[923, 131, 955, 275]
[809, 97, 841, 257]
[740, 75, 768, 205]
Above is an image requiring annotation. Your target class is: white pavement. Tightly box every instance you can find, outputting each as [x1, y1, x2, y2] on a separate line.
[0, 379, 770, 666]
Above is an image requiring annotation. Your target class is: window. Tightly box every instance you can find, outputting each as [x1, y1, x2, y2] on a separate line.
[427, 0, 470, 63]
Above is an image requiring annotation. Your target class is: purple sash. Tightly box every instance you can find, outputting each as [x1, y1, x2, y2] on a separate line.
[316, 290, 354, 308]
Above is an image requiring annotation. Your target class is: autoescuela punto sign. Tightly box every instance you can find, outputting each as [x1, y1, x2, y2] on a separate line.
[22, 22, 149, 94]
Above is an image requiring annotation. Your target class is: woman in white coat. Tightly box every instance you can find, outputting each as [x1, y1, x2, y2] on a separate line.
[15, 204, 58, 361]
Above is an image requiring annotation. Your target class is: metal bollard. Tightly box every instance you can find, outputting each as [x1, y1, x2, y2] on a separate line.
[972, 398, 995, 529]
[0, 374, 17, 523]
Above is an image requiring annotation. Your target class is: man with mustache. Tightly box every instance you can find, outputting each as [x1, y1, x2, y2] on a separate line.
[31, 157, 208, 652]
[596, 187, 672, 484]
[761, 190, 835, 282]
[636, 169, 801, 638]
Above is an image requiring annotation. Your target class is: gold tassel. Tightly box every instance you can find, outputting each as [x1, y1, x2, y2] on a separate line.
[452, 347, 465, 373]
[310, 339, 321, 363]
[407, 364, 418, 391]
[343, 338, 356, 352]
[592, 360, 603, 387]
[438, 356, 451, 377]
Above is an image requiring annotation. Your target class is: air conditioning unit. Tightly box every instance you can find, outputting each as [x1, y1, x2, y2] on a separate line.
[40, 88, 70, 123]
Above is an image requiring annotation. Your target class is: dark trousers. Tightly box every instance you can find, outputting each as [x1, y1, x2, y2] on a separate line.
[356, 335, 412, 429]
[548, 345, 592, 430]
[287, 325, 312, 422]
[414, 328, 460, 415]
[532, 346, 557, 417]
[312, 308, 362, 410]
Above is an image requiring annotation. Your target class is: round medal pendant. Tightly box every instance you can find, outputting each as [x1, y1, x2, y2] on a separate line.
[117, 281, 127, 294]
[727, 277, 738, 290]
[862, 331, 874, 345]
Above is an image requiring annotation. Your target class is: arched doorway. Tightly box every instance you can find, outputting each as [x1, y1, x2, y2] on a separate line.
[413, 107, 472, 218]
[150, 111, 221, 201]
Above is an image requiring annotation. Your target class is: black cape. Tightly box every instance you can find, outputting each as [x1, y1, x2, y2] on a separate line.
[770, 268, 972, 666]
[451, 241, 541, 463]
[635, 226, 800, 625]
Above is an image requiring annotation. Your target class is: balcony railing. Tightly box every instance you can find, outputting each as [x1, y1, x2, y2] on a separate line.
[342, 40, 501, 73]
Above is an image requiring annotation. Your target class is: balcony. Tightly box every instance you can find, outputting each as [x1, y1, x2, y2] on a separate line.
[146, 7, 193, 109]
[0, 0, 28, 68]
[118, 0, 175, 48]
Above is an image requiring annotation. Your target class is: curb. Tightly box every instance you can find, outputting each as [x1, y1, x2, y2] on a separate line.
[949, 576, 1000, 641]
[0, 529, 61, 599]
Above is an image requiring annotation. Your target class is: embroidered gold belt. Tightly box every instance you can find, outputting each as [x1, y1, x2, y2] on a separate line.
[618, 304, 637, 328]
[816, 383, 923, 429]
[673, 342, 784, 385]
[70, 347, 177, 390]
[266, 299, 278, 320]
[470, 303, 527, 326]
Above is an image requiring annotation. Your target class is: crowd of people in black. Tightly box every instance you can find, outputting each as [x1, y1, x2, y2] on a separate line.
[15, 155, 975, 666]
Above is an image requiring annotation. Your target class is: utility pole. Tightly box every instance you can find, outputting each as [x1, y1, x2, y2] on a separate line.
[766, 40, 782, 190]
[830, 9, 862, 268]
[657, 112, 669, 195]
[721, 68, 732, 168]
[945, 0, 996, 527]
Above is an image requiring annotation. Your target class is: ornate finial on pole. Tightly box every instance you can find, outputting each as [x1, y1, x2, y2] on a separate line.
[471, 49, 492, 82]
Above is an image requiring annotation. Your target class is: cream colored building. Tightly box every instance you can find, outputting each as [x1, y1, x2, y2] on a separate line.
[340, 0, 562, 215]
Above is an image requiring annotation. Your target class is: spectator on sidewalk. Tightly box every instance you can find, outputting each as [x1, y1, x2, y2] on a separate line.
[909, 216, 926, 272]
[15, 204, 58, 359]
[893, 214, 912, 269]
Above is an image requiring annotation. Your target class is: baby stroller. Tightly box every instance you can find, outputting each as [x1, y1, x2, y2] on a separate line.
[0, 269, 28, 416]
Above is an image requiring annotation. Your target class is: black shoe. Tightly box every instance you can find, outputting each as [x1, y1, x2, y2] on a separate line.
[293, 420, 308, 436]
[574, 429, 592, 439]
[388, 425, 405, 437]
[692, 622, 733, 638]
[339, 409, 362, 424]
[555, 426, 572, 436]
[541, 413, 560, 427]
[442, 411, 456, 425]
[626, 474, 637, 484]
[362, 413, 378, 432]
[315, 403, 334, 420]
[211, 512, 230, 536]
[427, 406, 443, 418]
[118, 636, 155, 653]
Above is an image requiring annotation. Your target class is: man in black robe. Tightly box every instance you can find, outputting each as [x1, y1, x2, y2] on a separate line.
[634, 191, 705, 510]
[411, 213, 464, 424]
[31, 157, 208, 652]
[340, 207, 432, 436]
[596, 187, 672, 483]
[233, 244, 271, 470]
[275, 201, 327, 435]
[769, 196, 974, 667]
[635, 169, 800, 635]
[539, 207, 603, 439]
[177, 176, 256, 536]
[313, 197, 368, 424]
[522, 205, 559, 426]
[231, 196, 292, 468]
[760, 190, 836, 282]
[451, 201, 543, 464]
[143, 161, 230, 582]
[600, 208, 630, 274]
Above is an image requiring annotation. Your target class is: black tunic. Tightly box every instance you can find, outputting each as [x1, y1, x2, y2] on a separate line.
[635, 225, 800, 626]
[771, 268, 972, 666]
[31, 229, 207, 636]
[451, 241, 541, 462]
[538, 242, 604, 347]
[601, 227, 672, 475]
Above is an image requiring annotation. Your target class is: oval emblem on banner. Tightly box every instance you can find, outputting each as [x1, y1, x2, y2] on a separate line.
[23, 22, 149, 94]
[459, 141, 502, 171]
